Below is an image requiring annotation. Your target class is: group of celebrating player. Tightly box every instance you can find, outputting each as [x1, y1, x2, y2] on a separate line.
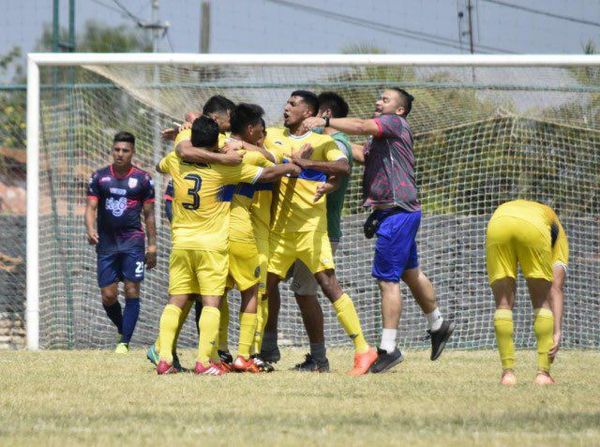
[86, 86, 568, 384]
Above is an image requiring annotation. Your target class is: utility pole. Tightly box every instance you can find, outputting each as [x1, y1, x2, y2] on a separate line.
[200, 0, 211, 53]
[466, 0, 474, 54]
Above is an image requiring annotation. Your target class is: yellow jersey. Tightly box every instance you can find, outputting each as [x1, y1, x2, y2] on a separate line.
[266, 128, 346, 233]
[230, 150, 274, 243]
[158, 151, 263, 251]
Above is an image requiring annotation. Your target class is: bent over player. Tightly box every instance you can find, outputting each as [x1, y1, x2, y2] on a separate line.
[486, 199, 568, 386]
[85, 131, 156, 353]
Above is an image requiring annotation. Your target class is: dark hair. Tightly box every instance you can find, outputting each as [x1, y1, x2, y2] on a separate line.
[230, 103, 265, 134]
[389, 87, 414, 116]
[202, 95, 235, 115]
[191, 115, 219, 148]
[113, 131, 135, 145]
[317, 92, 349, 118]
[290, 90, 319, 116]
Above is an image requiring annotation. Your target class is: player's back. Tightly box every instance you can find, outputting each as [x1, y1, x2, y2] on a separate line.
[493, 199, 558, 229]
[230, 150, 273, 243]
[266, 127, 345, 234]
[158, 151, 261, 252]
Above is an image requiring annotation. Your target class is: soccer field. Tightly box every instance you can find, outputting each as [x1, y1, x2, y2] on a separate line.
[1, 349, 599, 446]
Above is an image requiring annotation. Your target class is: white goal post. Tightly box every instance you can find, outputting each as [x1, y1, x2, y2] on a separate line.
[26, 53, 600, 350]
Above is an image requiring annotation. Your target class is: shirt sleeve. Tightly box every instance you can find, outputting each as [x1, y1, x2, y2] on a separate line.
[323, 138, 347, 161]
[243, 150, 275, 168]
[374, 114, 403, 139]
[334, 140, 351, 159]
[158, 151, 176, 174]
[174, 128, 192, 147]
[87, 171, 99, 199]
[142, 173, 156, 204]
[218, 164, 263, 185]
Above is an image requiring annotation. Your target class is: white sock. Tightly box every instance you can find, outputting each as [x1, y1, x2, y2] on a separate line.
[426, 308, 443, 332]
[379, 328, 397, 353]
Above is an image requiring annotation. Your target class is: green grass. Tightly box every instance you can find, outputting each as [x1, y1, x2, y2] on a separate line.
[1, 349, 599, 446]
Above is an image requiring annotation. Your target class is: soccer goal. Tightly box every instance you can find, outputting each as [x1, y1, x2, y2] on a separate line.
[26, 53, 600, 351]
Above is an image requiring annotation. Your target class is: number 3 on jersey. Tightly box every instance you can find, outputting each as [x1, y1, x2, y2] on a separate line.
[183, 174, 202, 210]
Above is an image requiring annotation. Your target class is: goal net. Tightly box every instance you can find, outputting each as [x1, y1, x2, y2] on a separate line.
[28, 55, 600, 351]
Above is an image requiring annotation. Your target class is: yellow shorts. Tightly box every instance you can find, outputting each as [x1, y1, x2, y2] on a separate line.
[552, 221, 569, 271]
[256, 237, 269, 295]
[485, 215, 553, 284]
[226, 240, 260, 292]
[268, 230, 335, 278]
[169, 248, 228, 296]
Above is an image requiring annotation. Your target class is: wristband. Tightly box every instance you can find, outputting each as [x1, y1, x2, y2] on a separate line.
[324, 116, 330, 127]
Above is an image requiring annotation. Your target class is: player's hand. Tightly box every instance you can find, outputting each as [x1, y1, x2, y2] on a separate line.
[160, 127, 179, 141]
[303, 117, 326, 131]
[314, 182, 334, 202]
[180, 121, 193, 131]
[145, 246, 157, 270]
[549, 331, 561, 362]
[220, 148, 244, 165]
[292, 143, 313, 160]
[184, 111, 201, 123]
[222, 139, 243, 152]
[286, 163, 302, 177]
[87, 231, 99, 245]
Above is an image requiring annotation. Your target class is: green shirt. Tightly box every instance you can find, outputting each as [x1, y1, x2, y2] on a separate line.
[327, 132, 352, 242]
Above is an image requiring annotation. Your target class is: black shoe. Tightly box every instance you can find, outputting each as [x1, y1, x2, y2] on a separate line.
[369, 347, 404, 373]
[292, 353, 330, 372]
[218, 350, 233, 365]
[259, 346, 281, 363]
[428, 319, 455, 361]
[250, 354, 275, 373]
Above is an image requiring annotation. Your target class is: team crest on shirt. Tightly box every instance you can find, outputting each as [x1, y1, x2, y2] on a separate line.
[100, 176, 111, 183]
[128, 177, 138, 188]
[106, 197, 127, 217]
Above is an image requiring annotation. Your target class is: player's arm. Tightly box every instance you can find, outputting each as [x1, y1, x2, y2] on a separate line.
[291, 151, 350, 176]
[314, 174, 342, 202]
[223, 139, 277, 163]
[256, 163, 302, 182]
[304, 116, 380, 137]
[352, 143, 366, 164]
[142, 200, 157, 270]
[85, 197, 99, 245]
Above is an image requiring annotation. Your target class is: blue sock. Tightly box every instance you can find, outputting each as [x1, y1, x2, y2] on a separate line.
[121, 298, 140, 344]
[103, 301, 123, 334]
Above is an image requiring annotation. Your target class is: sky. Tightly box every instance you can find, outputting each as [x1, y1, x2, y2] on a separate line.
[0, 0, 599, 81]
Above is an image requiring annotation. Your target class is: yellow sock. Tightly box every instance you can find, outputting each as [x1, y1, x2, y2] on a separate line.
[158, 304, 182, 363]
[533, 308, 554, 373]
[494, 309, 515, 370]
[173, 299, 193, 347]
[333, 293, 369, 353]
[253, 294, 268, 354]
[218, 297, 230, 352]
[154, 299, 193, 353]
[197, 306, 220, 365]
[238, 312, 258, 359]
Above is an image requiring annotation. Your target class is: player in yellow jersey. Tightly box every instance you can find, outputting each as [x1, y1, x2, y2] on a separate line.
[147, 98, 242, 369]
[154, 116, 300, 375]
[486, 199, 568, 386]
[261, 90, 378, 376]
[220, 104, 277, 372]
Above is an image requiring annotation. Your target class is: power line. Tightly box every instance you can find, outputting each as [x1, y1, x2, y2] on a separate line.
[88, 0, 125, 15]
[480, 0, 600, 28]
[111, 0, 145, 27]
[266, 0, 515, 54]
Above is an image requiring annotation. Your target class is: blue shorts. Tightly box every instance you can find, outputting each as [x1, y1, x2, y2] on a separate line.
[372, 210, 421, 282]
[97, 250, 145, 288]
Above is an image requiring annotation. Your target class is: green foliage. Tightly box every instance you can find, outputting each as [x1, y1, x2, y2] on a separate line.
[36, 20, 151, 53]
